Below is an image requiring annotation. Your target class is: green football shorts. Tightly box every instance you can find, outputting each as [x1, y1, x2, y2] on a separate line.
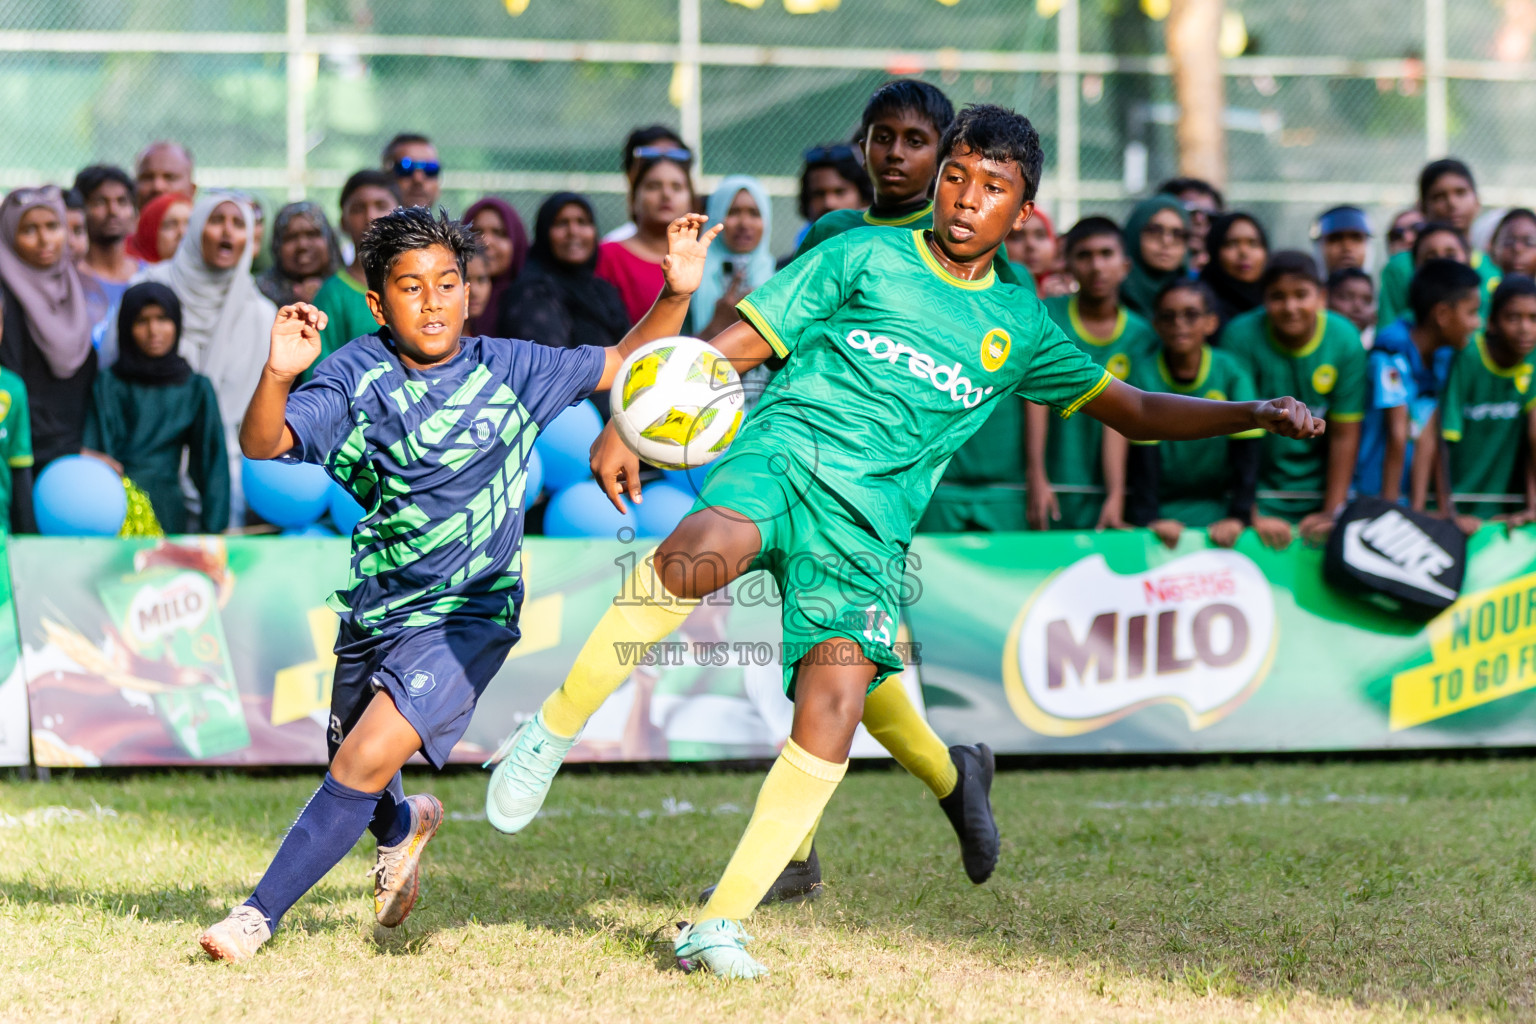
[689, 445, 910, 698]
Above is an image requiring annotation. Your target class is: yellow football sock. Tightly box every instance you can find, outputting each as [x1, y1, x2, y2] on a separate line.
[540, 550, 699, 738]
[700, 739, 846, 921]
[861, 674, 958, 799]
[791, 810, 823, 862]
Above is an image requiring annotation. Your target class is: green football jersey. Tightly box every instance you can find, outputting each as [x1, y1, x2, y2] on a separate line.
[1222, 307, 1366, 520]
[794, 201, 1035, 518]
[1040, 295, 1159, 528]
[0, 367, 31, 533]
[736, 226, 1110, 544]
[1439, 335, 1536, 518]
[1377, 248, 1499, 329]
[1127, 346, 1263, 526]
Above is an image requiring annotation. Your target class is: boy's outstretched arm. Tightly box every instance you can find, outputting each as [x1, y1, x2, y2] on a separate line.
[241, 302, 327, 459]
[1082, 377, 1324, 443]
[594, 214, 725, 392]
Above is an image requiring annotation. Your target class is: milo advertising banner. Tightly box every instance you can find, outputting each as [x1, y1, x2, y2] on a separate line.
[907, 528, 1536, 751]
[12, 528, 1536, 767]
[13, 536, 922, 767]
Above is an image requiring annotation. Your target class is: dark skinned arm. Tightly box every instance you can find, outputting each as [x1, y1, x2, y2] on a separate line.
[591, 318, 775, 512]
[9, 466, 33, 534]
[1081, 377, 1324, 443]
[1380, 405, 1409, 504]
[1024, 401, 1058, 529]
[1298, 420, 1360, 543]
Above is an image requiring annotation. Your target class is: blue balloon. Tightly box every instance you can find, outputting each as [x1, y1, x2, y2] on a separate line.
[242, 458, 331, 529]
[533, 400, 603, 492]
[328, 484, 366, 536]
[523, 447, 545, 506]
[543, 481, 632, 538]
[282, 523, 337, 537]
[634, 482, 697, 537]
[34, 456, 127, 536]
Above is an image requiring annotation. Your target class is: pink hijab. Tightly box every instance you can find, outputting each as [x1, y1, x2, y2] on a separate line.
[462, 197, 529, 336]
[0, 186, 92, 378]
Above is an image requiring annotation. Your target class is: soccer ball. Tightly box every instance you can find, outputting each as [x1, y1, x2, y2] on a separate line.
[610, 336, 745, 470]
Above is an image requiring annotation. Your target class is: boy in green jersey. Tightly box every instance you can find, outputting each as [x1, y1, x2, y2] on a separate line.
[1224, 251, 1366, 548]
[1028, 216, 1159, 530]
[1100, 279, 1274, 549]
[1378, 159, 1499, 328]
[1424, 275, 1536, 526]
[485, 104, 1323, 979]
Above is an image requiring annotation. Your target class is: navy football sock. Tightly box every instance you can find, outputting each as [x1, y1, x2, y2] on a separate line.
[245, 773, 381, 931]
[369, 771, 412, 847]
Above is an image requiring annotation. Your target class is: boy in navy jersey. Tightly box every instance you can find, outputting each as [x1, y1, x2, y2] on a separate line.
[197, 206, 720, 961]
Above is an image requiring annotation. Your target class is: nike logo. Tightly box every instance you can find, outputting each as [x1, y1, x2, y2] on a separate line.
[1342, 511, 1456, 601]
[531, 741, 544, 754]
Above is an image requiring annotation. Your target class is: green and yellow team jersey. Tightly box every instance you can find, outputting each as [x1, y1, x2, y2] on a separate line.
[1377, 248, 1499, 329]
[1040, 294, 1159, 528]
[736, 226, 1109, 545]
[794, 202, 1035, 532]
[1222, 307, 1366, 520]
[0, 367, 30, 533]
[1439, 335, 1536, 518]
[1127, 346, 1262, 527]
[313, 270, 380, 365]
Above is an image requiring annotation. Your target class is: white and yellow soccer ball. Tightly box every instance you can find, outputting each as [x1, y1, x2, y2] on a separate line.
[610, 336, 745, 470]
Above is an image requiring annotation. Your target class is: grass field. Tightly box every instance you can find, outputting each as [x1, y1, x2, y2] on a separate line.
[2, 757, 1534, 1023]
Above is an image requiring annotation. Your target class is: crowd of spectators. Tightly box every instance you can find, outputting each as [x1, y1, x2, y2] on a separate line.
[1, 79, 1532, 544]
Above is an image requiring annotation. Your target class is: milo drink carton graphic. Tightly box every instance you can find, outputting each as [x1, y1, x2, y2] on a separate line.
[97, 566, 251, 759]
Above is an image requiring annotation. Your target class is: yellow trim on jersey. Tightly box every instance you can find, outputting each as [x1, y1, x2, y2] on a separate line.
[7, 455, 31, 468]
[1330, 412, 1364, 422]
[911, 230, 996, 291]
[1232, 428, 1267, 439]
[736, 298, 789, 359]
[1442, 428, 1464, 442]
[1059, 368, 1113, 419]
[1156, 347, 1211, 393]
[1266, 311, 1326, 359]
[864, 201, 933, 227]
[1476, 334, 1529, 378]
[1067, 296, 1127, 347]
[338, 269, 368, 295]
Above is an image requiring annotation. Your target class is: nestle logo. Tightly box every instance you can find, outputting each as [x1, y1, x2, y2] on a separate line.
[1142, 570, 1236, 606]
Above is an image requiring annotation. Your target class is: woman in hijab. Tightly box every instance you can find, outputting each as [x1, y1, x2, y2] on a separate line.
[1119, 194, 1191, 320]
[256, 201, 342, 307]
[462, 197, 528, 336]
[688, 176, 775, 339]
[1199, 212, 1270, 330]
[126, 191, 193, 264]
[83, 282, 229, 533]
[499, 192, 629, 351]
[0, 186, 97, 469]
[118, 191, 275, 520]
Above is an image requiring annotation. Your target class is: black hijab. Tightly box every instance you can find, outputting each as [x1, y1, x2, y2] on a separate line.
[112, 282, 192, 386]
[500, 192, 630, 349]
[1199, 212, 1270, 327]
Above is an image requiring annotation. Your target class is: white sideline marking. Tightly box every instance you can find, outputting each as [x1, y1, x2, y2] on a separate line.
[0, 802, 119, 828]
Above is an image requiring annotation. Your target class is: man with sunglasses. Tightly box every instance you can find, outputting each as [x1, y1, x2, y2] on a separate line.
[382, 133, 441, 210]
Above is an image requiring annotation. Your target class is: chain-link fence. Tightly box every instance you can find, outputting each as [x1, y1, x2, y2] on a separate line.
[1, 0, 1532, 256]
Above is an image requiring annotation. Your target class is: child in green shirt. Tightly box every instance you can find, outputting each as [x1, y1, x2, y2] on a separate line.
[1223, 251, 1366, 547]
[1029, 216, 1158, 530]
[1378, 159, 1498, 328]
[312, 170, 400, 365]
[1102, 279, 1274, 549]
[1424, 275, 1536, 529]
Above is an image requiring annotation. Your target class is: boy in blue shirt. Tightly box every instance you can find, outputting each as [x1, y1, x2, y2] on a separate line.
[1355, 259, 1482, 502]
[197, 206, 721, 961]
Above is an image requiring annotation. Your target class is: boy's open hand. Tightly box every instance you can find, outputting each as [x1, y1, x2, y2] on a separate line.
[661, 214, 725, 299]
[268, 303, 328, 381]
[1254, 396, 1325, 439]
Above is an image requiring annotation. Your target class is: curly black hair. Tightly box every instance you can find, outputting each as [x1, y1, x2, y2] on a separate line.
[358, 205, 480, 294]
[936, 104, 1045, 202]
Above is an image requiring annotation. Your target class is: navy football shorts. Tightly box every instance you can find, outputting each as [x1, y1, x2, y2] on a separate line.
[328, 617, 518, 769]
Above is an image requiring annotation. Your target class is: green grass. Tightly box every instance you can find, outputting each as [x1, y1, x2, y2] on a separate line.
[2, 758, 1534, 1023]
